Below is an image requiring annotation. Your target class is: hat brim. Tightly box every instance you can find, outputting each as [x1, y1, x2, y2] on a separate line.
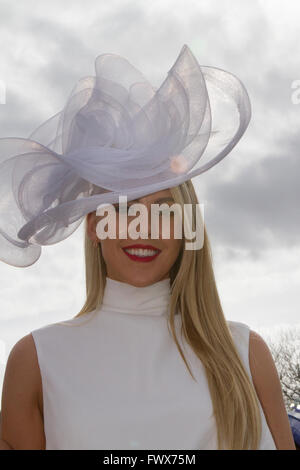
[0, 44, 251, 266]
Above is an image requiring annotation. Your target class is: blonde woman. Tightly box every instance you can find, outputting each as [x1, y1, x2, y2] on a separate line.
[0, 181, 296, 450]
[0, 45, 296, 450]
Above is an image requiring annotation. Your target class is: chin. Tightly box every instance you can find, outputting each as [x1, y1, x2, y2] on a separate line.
[121, 272, 166, 288]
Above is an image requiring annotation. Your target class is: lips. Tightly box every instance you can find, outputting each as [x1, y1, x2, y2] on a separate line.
[122, 244, 161, 263]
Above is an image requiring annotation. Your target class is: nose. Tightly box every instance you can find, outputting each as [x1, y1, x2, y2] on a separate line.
[124, 201, 155, 241]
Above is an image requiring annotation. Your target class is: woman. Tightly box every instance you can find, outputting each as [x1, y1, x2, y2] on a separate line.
[0, 44, 296, 450]
[0, 181, 295, 450]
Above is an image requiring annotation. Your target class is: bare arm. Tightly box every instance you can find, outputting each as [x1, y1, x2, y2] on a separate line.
[249, 330, 296, 450]
[0, 412, 12, 449]
[0, 334, 46, 450]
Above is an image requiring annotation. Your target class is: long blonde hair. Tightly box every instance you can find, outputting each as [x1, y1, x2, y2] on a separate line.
[75, 179, 262, 450]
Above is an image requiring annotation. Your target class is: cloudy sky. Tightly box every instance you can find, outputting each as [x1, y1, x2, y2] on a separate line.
[0, 0, 300, 394]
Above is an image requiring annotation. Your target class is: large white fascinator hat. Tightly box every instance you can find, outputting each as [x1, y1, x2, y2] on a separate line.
[0, 44, 251, 267]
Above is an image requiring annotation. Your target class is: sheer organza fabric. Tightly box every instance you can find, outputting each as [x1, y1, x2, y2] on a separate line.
[0, 44, 251, 266]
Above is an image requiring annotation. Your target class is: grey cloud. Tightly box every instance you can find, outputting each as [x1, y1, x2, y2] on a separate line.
[202, 133, 300, 259]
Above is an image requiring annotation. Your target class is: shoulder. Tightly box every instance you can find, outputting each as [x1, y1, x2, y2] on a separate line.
[29, 312, 99, 365]
[5, 334, 43, 415]
[6, 334, 39, 384]
[31, 311, 97, 337]
[248, 329, 280, 391]
[249, 330, 274, 371]
[1, 334, 45, 449]
[248, 329, 296, 450]
[227, 320, 251, 364]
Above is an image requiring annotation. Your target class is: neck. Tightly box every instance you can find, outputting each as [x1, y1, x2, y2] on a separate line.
[100, 276, 172, 317]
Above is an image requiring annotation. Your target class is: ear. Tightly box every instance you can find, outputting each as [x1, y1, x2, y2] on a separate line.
[86, 211, 98, 243]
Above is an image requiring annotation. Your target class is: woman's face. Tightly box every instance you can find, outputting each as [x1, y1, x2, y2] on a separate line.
[87, 189, 183, 287]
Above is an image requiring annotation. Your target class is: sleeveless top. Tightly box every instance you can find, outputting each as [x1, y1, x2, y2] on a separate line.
[31, 277, 276, 450]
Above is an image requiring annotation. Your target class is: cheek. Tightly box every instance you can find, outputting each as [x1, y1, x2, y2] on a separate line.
[163, 237, 182, 260]
[100, 240, 120, 264]
[161, 213, 182, 237]
[168, 216, 182, 243]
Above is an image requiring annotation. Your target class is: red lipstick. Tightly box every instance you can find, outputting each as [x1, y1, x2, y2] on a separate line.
[122, 244, 161, 263]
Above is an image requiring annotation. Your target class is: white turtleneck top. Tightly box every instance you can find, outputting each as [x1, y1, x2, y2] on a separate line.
[31, 277, 276, 450]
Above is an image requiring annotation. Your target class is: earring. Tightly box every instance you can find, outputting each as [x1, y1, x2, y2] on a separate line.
[93, 240, 98, 249]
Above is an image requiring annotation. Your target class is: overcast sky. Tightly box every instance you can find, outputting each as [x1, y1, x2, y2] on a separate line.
[0, 0, 300, 394]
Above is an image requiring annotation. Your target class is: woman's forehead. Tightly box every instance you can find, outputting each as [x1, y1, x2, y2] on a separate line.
[127, 189, 173, 204]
